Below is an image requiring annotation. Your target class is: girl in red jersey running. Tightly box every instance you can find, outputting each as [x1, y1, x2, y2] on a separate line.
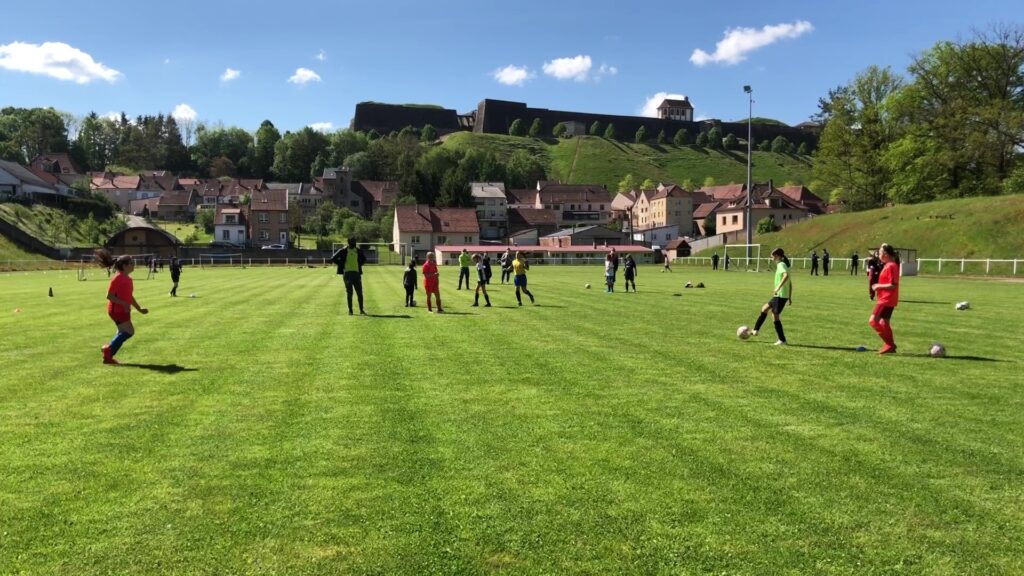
[870, 243, 901, 354]
[95, 250, 149, 364]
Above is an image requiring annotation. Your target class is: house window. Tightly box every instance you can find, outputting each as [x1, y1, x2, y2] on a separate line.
[600, 204, 605, 210]
[260, 230, 270, 240]
[225, 215, 236, 224]
[411, 235, 421, 244]
[351, 200, 359, 208]
[732, 215, 738, 224]
[722, 216, 726, 225]
[438, 236, 447, 244]
[258, 213, 269, 224]
[464, 236, 472, 243]
[279, 213, 287, 224]
[222, 230, 230, 240]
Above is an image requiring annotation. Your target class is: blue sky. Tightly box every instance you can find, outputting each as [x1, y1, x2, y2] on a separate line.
[1, 0, 1019, 133]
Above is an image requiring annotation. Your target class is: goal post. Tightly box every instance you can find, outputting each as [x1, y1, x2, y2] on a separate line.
[723, 244, 762, 272]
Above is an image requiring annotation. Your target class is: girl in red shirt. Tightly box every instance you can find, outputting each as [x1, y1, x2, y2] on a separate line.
[869, 243, 900, 354]
[96, 250, 149, 364]
[421, 252, 444, 313]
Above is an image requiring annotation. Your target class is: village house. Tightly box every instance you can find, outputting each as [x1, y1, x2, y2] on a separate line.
[648, 184, 695, 236]
[506, 206, 559, 244]
[538, 224, 629, 248]
[631, 224, 679, 249]
[0, 159, 67, 201]
[249, 188, 290, 247]
[392, 204, 480, 261]
[352, 179, 402, 216]
[214, 205, 248, 246]
[657, 97, 695, 121]
[90, 173, 141, 210]
[715, 182, 811, 235]
[29, 153, 83, 177]
[471, 182, 508, 240]
[534, 182, 611, 227]
[157, 189, 201, 221]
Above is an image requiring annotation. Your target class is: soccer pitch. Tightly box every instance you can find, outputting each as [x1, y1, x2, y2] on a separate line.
[2, 265, 1023, 574]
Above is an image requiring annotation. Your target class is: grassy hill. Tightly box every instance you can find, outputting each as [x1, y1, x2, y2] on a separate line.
[0, 234, 50, 266]
[0, 203, 95, 247]
[755, 194, 1024, 259]
[442, 133, 813, 192]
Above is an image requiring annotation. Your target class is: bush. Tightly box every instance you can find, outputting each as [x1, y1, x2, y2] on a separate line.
[723, 133, 739, 150]
[552, 123, 567, 138]
[421, 124, 438, 142]
[604, 123, 617, 140]
[695, 131, 709, 147]
[796, 142, 810, 155]
[758, 139, 772, 152]
[707, 127, 723, 149]
[635, 126, 647, 144]
[528, 118, 543, 138]
[656, 130, 667, 145]
[756, 216, 779, 234]
[508, 119, 526, 137]
[589, 121, 602, 136]
[771, 135, 790, 153]
[673, 129, 688, 146]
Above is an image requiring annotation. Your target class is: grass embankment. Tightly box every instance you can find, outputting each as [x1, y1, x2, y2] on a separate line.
[2, 266, 1022, 574]
[443, 133, 813, 191]
[152, 220, 211, 244]
[756, 194, 1024, 259]
[0, 203, 96, 247]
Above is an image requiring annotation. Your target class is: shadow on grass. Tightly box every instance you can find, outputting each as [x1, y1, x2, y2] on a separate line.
[366, 314, 412, 319]
[786, 343, 1007, 363]
[121, 363, 198, 374]
[901, 300, 950, 305]
[434, 311, 475, 316]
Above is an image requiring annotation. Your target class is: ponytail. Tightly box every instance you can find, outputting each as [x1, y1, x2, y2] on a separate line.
[880, 243, 900, 264]
[94, 249, 133, 271]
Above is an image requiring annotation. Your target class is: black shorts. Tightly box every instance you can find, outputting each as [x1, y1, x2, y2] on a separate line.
[769, 297, 788, 314]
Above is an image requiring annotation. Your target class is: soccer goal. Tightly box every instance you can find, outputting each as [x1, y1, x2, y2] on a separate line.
[198, 253, 246, 269]
[332, 242, 408, 265]
[723, 244, 762, 272]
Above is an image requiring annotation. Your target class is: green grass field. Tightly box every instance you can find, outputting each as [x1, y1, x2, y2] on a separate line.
[2, 265, 1023, 574]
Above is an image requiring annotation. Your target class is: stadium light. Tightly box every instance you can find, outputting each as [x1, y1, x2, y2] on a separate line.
[743, 85, 753, 263]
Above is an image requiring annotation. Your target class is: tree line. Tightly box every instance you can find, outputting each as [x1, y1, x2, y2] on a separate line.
[812, 25, 1024, 210]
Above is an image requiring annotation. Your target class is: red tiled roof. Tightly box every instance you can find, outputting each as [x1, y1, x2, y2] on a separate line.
[508, 207, 557, 228]
[159, 190, 198, 207]
[139, 174, 179, 191]
[354, 180, 401, 205]
[693, 202, 720, 219]
[651, 186, 690, 201]
[30, 153, 83, 175]
[129, 197, 160, 214]
[658, 98, 693, 109]
[700, 184, 745, 201]
[506, 189, 537, 204]
[395, 204, 479, 234]
[250, 188, 288, 211]
[434, 244, 653, 254]
[779, 185, 826, 213]
[27, 166, 61, 184]
[665, 238, 690, 251]
[537, 183, 609, 204]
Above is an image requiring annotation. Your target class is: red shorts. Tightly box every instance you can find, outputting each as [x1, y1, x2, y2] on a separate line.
[871, 303, 895, 320]
[424, 282, 439, 293]
[108, 309, 131, 325]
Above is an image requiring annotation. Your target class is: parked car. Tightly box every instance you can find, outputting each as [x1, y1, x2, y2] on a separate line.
[261, 244, 287, 250]
[209, 241, 243, 249]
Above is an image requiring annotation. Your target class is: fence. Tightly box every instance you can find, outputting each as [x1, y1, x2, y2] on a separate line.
[673, 256, 1023, 276]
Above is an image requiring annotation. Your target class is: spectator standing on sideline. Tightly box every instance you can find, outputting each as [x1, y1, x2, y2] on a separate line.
[810, 250, 819, 275]
[711, 252, 719, 270]
[499, 248, 513, 284]
[402, 261, 417, 307]
[457, 248, 472, 290]
[331, 238, 367, 315]
[823, 248, 831, 276]
[725, 254, 731, 270]
[850, 252, 860, 275]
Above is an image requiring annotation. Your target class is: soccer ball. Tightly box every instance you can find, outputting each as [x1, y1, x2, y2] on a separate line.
[585, 283, 591, 289]
[929, 343, 946, 357]
[737, 325, 751, 340]
[189, 293, 196, 298]
[955, 301, 970, 311]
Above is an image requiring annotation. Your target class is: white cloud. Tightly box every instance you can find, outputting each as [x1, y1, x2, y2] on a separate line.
[315, 49, 327, 62]
[0, 41, 122, 84]
[690, 20, 813, 66]
[163, 58, 171, 65]
[597, 63, 618, 77]
[492, 64, 534, 86]
[639, 92, 688, 118]
[308, 122, 334, 133]
[694, 115, 710, 122]
[103, 111, 122, 122]
[220, 68, 240, 82]
[288, 67, 321, 84]
[172, 103, 197, 122]
[543, 55, 592, 81]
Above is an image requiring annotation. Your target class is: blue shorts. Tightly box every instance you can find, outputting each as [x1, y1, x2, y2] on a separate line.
[514, 274, 527, 287]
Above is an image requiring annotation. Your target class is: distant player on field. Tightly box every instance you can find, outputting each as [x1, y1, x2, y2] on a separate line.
[750, 247, 792, 346]
[869, 243, 901, 354]
[95, 249, 149, 365]
[604, 253, 616, 293]
[472, 254, 491, 307]
[169, 257, 182, 297]
[422, 252, 444, 313]
[331, 238, 367, 316]
[512, 251, 535, 306]
[624, 254, 638, 292]
[865, 250, 882, 300]
[457, 248, 472, 290]
[402, 261, 417, 307]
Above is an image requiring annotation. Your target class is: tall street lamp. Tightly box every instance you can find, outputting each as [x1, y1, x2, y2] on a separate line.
[743, 85, 753, 264]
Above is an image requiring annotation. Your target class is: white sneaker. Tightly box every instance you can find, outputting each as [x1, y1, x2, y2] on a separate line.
[750, 330, 758, 337]
[774, 340, 787, 346]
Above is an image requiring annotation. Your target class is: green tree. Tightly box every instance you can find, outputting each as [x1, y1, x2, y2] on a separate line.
[196, 208, 215, 233]
[656, 129, 667, 145]
[796, 142, 810, 155]
[310, 152, 328, 181]
[80, 213, 102, 245]
[1004, 165, 1024, 194]
[343, 151, 372, 179]
[508, 119, 526, 137]
[707, 127, 723, 149]
[771, 135, 791, 153]
[506, 150, 547, 189]
[209, 156, 236, 177]
[604, 123, 617, 140]
[251, 120, 281, 179]
[723, 133, 739, 149]
[312, 202, 336, 239]
[756, 216, 779, 234]
[192, 125, 254, 176]
[589, 121, 602, 136]
[695, 130, 709, 147]
[528, 118, 543, 137]
[437, 168, 471, 207]
[272, 127, 330, 181]
[703, 215, 716, 235]
[681, 178, 697, 191]
[552, 123, 567, 138]
[758, 139, 772, 152]
[641, 178, 656, 190]
[617, 173, 636, 193]
[703, 176, 717, 187]
[634, 125, 647, 143]
[673, 129, 688, 146]
[421, 124, 438, 142]
[328, 129, 370, 167]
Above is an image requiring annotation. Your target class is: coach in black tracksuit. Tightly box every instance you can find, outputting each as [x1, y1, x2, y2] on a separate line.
[331, 238, 368, 315]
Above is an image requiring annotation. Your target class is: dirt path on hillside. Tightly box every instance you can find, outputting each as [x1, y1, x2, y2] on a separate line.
[566, 136, 582, 182]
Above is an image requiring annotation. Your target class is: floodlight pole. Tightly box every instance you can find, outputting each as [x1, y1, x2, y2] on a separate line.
[744, 85, 753, 266]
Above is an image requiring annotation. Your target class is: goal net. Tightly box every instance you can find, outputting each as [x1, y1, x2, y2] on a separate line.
[198, 253, 246, 269]
[331, 242, 408, 265]
[81, 253, 157, 281]
[723, 244, 762, 272]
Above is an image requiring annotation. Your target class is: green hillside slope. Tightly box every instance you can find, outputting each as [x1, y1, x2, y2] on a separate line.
[442, 133, 813, 192]
[0, 204, 94, 247]
[755, 195, 1024, 259]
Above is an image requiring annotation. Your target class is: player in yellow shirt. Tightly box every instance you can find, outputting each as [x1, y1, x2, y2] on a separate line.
[511, 251, 535, 306]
